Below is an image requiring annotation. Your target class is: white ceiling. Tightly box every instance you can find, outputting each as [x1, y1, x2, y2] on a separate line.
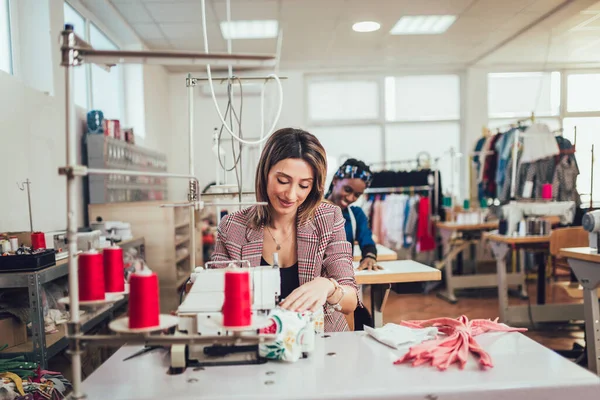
[103, 0, 600, 71]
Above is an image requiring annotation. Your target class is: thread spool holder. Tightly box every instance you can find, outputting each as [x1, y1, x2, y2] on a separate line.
[16, 179, 34, 232]
[59, 25, 277, 399]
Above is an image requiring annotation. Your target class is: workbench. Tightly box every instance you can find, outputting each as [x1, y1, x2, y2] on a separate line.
[559, 247, 600, 375]
[80, 331, 600, 400]
[436, 221, 503, 303]
[354, 260, 441, 328]
[353, 244, 398, 262]
[487, 234, 583, 325]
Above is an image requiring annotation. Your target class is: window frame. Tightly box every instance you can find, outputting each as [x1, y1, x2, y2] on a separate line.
[304, 70, 464, 198]
[63, 0, 125, 112]
[1, 0, 17, 76]
[486, 68, 600, 205]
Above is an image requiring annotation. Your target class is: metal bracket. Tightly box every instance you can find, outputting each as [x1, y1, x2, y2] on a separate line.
[186, 77, 198, 87]
[58, 165, 88, 178]
[188, 179, 198, 202]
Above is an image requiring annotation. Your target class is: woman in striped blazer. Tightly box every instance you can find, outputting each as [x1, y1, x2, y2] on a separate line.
[212, 128, 359, 332]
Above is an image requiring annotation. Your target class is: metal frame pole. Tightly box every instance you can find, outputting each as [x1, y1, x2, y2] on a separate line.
[187, 74, 197, 270]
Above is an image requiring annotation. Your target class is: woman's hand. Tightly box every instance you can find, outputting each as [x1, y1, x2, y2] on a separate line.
[357, 257, 383, 271]
[280, 277, 334, 313]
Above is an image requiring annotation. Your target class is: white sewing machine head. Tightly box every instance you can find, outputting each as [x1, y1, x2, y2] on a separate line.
[501, 201, 576, 235]
[582, 210, 600, 252]
[173, 260, 281, 367]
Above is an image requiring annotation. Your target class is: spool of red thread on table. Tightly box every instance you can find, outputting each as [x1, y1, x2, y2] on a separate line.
[541, 183, 553, 199]
[30, 232, 46, 250]
[78, 250, 105, 301]
[103, 246, 125, 293]
[222, 269, 251, 327]
[128, 271, 160, 329]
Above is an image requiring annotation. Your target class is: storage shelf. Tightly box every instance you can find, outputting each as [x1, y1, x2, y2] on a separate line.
[176, 274, 189, 289]
[175, 253, 190, 264]
[175, 221, 190, 229]
[175, 236, 190, 246]
[0, 297, 127, 358]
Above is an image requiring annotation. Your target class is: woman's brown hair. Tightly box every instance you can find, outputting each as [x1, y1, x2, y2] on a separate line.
[248, 128, 327, 228]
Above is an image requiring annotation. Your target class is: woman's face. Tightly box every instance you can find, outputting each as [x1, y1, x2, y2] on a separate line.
[330, 178, 367, 209]
[266, 158, 314, 219]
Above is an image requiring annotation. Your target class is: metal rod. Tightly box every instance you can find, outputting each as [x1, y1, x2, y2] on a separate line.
[188, 74, 196, 271]
[70, 48, 276, 67]
[510, 128, 520, 200]
[591, 144, 595, 210]
[74, 333, 275, 347]
[87, 168, 198, 182]
[365, 185, 431, 194]
[17, 179, 34, 231]
[63, 27, 84, 399]
[190, 76, 288, 82]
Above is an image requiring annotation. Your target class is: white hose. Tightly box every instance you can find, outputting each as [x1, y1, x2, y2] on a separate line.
[200, 0, 283, 145]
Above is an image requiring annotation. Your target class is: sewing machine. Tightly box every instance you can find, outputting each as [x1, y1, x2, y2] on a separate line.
[171, 261, 281, 368]
[582, 210, 600, 252]
[501, 201, 576, 235]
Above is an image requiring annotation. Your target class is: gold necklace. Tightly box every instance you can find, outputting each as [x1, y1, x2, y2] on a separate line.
[266, 226, 294, 251]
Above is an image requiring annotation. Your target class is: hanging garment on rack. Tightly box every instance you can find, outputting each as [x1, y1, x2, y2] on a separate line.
[481, 134, 502, 198]
[553, 155, 581, 206]
[371, 196, 384, 244]
[521, 123, 559, 163]
[382, 194, 408, 248]
[416, 197, 435, 252]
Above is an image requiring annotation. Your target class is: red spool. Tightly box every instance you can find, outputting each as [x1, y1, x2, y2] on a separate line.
[103, 246, 125, 293]
[222, 269, 251, 327]
[128, 272, 160, 329]
[30, 232, 46, 250]
[78, 251, 105, 301]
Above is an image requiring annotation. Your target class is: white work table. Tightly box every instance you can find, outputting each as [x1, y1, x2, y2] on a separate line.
[353, 260, 441, 328]
[559, 247, 600, 375]
[353, 244, 398, 262]
[81, 331, 600, 400]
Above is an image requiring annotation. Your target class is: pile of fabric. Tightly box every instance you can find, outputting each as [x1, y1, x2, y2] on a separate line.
[390, 315, 526, 370]
[0, 353, 71, 399]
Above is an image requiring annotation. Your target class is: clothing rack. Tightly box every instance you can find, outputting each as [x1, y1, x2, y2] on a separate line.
[365, 185, 431, 194]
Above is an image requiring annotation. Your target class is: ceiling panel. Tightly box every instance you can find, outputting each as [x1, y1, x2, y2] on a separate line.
[132, 23, 165, 39]
[144, 2, 214, 23]
[104, 0, 600, 70]
[144, 38, 172, 49]
[113, 2, 154, 23]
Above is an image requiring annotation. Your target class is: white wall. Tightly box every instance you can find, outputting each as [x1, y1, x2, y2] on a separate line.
[0, 0, 170, 232]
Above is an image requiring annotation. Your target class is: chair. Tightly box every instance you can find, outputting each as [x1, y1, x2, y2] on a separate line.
[549, 227, 589, 281]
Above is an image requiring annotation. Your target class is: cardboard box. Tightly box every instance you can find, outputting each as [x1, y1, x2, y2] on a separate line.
[0, 316, 27, 349]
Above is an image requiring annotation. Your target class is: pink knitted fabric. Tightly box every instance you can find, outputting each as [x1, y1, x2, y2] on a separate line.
[394, 315, 527, 370]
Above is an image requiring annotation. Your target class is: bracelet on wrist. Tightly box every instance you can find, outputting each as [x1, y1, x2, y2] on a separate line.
[362, 253, 377, 262]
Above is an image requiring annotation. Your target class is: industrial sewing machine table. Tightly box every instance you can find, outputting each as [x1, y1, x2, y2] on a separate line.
[80, 331, 600, 400]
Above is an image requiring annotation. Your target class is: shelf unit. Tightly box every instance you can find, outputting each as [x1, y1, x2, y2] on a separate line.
[85, 134, 168, 204]
[0, 238, 144, 369]
[88, 202, 202, 312]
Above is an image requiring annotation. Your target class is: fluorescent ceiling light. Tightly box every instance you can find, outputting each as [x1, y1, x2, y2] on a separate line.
[352, 21, 381, 33]
[220, 20, 279, 40]
[390, 15, 456, 35]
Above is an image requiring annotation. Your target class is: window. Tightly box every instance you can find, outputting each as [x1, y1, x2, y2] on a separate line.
[488, 72, 560, 118]
[0, 0, 12, 74]
[385, 75, 460, 121]
[307, 80, 379, 122]
[567, 73, 600, 113]
[90, 23, 123, 120]
[63, 2, 87, 108]
[563, 117, 600, 205]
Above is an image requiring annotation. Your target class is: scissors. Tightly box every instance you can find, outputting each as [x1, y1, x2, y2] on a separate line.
[122, 345, 163, 361]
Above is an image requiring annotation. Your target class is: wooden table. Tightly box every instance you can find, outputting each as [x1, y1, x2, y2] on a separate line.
[487, 233, 583, 325]
[353, 260, 441, 328]
[353, 243, 398, 262]
[435, 221, 500, 303]
[559, 247, 600, 374]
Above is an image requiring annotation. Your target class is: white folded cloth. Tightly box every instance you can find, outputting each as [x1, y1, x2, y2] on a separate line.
[365, 323, 438, 349]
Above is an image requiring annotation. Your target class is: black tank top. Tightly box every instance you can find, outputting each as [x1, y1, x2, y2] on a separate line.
[260, 257, 300, 300]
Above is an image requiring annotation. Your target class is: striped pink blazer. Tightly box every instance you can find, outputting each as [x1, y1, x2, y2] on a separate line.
[211, 202, 358, 332]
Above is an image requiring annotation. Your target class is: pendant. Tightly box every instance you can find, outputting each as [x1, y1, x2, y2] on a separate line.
[276, 245, 281, 251]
